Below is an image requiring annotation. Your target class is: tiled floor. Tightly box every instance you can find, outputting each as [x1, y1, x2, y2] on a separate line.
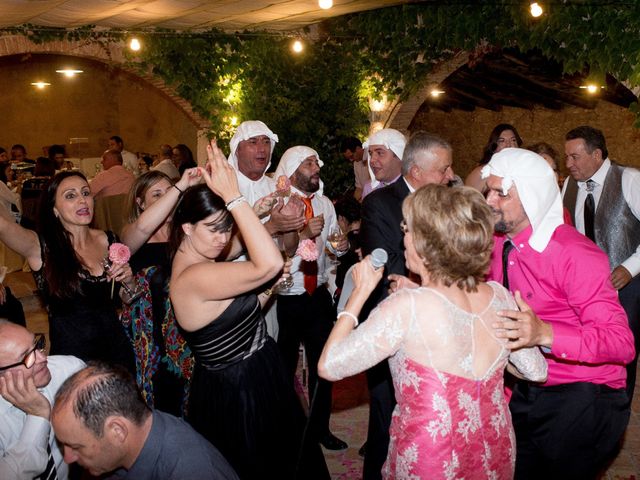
[5, 270, 640, 479]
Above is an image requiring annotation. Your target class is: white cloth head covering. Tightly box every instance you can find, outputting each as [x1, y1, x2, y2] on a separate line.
[227, 120, 279, 175]
[273, 146, 324, 195]
[363, 128, 406, 189]
[481, 147, 563, 252]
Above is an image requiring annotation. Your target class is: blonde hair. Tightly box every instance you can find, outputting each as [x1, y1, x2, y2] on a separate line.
[402, 184, 494, 292]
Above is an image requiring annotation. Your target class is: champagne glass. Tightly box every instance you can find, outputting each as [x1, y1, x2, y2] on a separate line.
[327, 225, 345, 268]
[273, 236, 294, 292]
[328, 225, 345, 251]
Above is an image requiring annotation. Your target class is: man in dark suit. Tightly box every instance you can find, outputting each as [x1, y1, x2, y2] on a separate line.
[359, 130, 454, 479]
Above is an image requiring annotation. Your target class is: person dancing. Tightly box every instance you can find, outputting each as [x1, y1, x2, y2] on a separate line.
[169, 140, 329, 480]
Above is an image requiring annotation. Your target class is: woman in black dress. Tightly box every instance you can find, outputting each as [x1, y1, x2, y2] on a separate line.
[169, 140, 329, 480]
[0, 171, 135, 371]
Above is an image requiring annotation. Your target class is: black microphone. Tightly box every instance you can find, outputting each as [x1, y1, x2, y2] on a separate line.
[337, 248, 388, 312]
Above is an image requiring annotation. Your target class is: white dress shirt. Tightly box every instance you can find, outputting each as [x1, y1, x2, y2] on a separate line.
[562, 158, 640, 276]
[0, 355, 85, 480]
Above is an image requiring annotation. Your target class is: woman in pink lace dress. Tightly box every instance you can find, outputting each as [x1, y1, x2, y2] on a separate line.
[319, 185, 547, 479]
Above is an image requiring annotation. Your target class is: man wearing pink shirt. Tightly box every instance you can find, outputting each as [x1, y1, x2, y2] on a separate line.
[483, 148, 635, 479]
[90, 150, 134, 200]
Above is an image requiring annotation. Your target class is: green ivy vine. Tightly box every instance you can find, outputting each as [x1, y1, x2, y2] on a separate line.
[4, 1, 640, 196]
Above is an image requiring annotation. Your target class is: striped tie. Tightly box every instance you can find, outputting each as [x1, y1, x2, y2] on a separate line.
[34, 444, 58, 480]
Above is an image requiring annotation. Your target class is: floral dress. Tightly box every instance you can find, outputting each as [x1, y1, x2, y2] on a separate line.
[322, 282, 547, 479]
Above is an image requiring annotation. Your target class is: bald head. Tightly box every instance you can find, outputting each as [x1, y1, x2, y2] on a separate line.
[101, 149, 123, 170]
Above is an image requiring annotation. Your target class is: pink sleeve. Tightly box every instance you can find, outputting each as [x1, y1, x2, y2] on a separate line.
[90, 172, 108, 198]
[550, 243, 635, 365]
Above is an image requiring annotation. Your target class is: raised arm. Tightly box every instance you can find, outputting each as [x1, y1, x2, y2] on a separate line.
[121, 168, 201, 254]
[0, 208, 41, 270]
[319, 255, 402, 381]
[177, 140, 283, 301]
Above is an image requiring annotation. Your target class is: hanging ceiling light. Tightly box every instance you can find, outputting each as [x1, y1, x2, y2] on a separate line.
[319, 0, 333, 9]
[56, 68, 83, 77]
[31, 81, 51, 89]
[292, 39, 304, 53]
[129, 37, 141, 51]
[530, 2, 543, 18]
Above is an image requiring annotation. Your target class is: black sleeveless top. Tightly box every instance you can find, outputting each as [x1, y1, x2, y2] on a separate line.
[181, 294, 267, 370]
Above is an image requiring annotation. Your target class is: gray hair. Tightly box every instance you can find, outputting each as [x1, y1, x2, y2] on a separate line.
[402, 131, 452, 176]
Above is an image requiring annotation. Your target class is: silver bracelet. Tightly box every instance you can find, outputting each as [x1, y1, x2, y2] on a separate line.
[226, 195, 247, 211]
[337, 310, 359, 328]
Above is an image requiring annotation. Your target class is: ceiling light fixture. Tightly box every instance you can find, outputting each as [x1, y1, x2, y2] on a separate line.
[129, 38, 141, 51]
[430, 89, 445, 97]
[292, 39, 304, 53]
[56, 69, 83, 77]
[319, 0, 333, 9]
[31, 81, 51, 89]
[530, 2, 543, 18]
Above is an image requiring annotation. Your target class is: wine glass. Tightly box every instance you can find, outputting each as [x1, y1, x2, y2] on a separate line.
[102, 257, 142, 301]
[273, 236, 294, 292]
[327, 225, 345, 269]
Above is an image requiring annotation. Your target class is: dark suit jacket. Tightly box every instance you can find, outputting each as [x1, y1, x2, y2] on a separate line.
[359, 177, 410, 319]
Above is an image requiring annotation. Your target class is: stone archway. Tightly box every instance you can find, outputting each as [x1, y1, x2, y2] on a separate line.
[369, 51, 470, 134]
[0, 34, 211, 162]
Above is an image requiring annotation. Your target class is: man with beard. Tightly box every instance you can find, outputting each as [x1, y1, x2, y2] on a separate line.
[482, 148, 634, 479]
[273, 146, 350, 451]
[0, 320, 84, 479]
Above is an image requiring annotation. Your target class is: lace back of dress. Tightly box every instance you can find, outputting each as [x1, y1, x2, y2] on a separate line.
[405, 283, 512, 382]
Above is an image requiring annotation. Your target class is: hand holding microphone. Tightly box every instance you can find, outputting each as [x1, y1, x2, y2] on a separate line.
[337, 248, 387, 309]
[357, 248, 386, 283]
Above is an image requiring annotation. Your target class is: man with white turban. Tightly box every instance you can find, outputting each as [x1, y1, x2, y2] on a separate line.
[359, 131, 454, 479]
[272, 146, 349, 451]
[482, 148, 634, 479]
[361, 128, 406, 199]
[226, 121, 306, 339]
[227, 120, 305, 234]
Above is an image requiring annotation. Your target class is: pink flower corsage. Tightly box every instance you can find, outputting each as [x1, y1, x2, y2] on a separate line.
[109, 243, 131, 264]
[107, 243, 131, 299]
[296, 239, 318, 261]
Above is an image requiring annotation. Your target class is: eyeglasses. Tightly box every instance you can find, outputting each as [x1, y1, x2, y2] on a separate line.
[400, 220, 408, 234]
[0, 334, 46, 372]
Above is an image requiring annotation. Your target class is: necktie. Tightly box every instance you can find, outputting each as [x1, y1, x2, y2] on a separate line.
[583, 179, 596, 242]
[300, 195, 317, 295]
[502, 240, 515, 291]
[34, 444, 58, 480]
